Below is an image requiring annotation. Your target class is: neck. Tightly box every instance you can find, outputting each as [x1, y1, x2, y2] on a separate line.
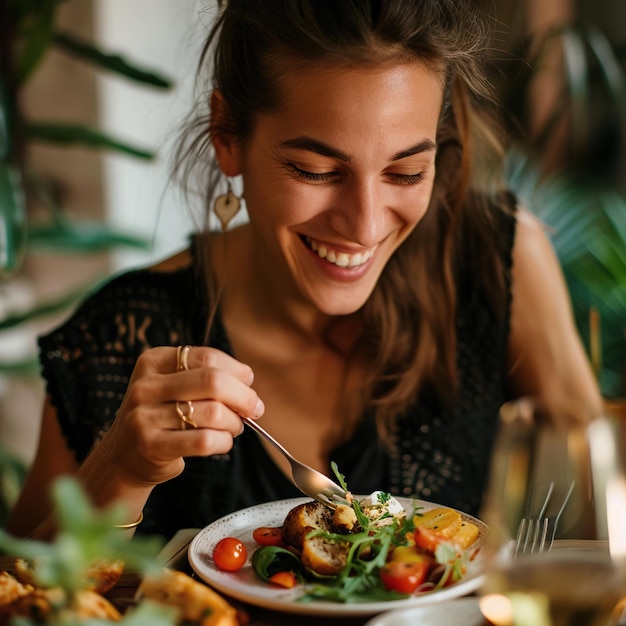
[213, 224, 344, 342]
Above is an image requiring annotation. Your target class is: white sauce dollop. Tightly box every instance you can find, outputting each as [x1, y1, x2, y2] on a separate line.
[359, 491, 406, 524]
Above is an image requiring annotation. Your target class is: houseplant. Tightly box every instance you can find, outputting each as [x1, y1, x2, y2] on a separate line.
[0, 0, 173, 522]
[498, 22, 626, 399]
[0, 0, 172, 302]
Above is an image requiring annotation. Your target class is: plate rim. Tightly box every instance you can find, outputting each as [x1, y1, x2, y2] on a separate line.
[188, 496, 487, 617]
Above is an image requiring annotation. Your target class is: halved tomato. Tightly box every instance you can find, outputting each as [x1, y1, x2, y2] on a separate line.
[379, 560, 430, 594]
[252, 526, 284, 546]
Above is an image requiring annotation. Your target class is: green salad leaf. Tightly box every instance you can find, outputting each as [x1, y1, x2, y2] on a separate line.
[298, 498, 420, 603]
[251, 545, 304, 582]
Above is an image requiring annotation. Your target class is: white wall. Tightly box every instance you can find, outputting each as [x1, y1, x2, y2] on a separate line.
[94, 0, 218, 271]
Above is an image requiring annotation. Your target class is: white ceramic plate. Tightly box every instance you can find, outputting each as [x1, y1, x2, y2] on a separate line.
[188, 496, 487, 617]
[364, 596, 485, 626]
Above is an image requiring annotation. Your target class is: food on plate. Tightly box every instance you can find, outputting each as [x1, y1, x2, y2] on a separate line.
[139, 569, 239, 626]
[251, 526, 283, 546]
[13, 556, 124, 594]
[282, 500, 351, 575]
[0, 569, 122, 624]
[239, 466, 482, 603]
[212, 537, 248, 572]
[1, 559, 241, 626]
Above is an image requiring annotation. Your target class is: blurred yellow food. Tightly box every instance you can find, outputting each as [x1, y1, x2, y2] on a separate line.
[140, 569, 238, 626]
[13, 557, 124, 594]
[0, 570, 122, 624]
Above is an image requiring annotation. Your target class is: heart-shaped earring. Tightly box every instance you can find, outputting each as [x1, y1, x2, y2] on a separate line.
[214, 181, 241, 231]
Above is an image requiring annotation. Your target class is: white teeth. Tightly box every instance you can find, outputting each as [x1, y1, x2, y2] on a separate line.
[306, 237, 375, 268]
[348, 253, 363, 268]
[336, 253, 350, 268]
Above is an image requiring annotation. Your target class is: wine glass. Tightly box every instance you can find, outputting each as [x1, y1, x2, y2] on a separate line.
[478, 396, 626, 626]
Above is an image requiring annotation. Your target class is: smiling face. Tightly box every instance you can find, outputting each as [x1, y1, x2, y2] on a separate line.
[213, 61, 445, 318]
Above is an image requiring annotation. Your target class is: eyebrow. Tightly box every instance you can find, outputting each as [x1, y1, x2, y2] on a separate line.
[277, 136, 437, 163]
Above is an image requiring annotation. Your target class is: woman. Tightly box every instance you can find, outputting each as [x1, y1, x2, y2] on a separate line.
[8, 0, 601, 540]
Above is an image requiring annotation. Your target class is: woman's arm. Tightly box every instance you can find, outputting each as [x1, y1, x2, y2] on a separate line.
[7, 346, 264, 540]
[6, 398, 79, 537]
[506, 208, 603, 415]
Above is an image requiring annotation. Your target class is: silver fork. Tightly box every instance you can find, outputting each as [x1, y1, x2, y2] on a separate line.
[514, 480, 575, 557]
[514, 483, 553, 557]
[241, 417, 349, 509]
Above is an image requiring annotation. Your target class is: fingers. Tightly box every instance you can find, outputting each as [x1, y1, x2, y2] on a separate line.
[147, 423, 238, 459]
[110, 345, 264, 484]
[141, 345, 254, 385]
[169, 399, 246, 436]
[132, 346, 264, 420]
[136, 345, 265, 429]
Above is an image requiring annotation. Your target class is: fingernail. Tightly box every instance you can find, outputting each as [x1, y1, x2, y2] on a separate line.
[247, 370, 255, 385]
[254, 398, 265, 417]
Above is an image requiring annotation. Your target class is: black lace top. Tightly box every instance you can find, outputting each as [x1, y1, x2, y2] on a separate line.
[39, 212, 516, 540]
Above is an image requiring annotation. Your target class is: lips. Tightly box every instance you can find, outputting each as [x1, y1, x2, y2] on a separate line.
[305, 236, 377, 268]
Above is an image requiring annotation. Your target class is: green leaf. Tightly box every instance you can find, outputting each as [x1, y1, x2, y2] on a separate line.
[506, 151, 626, 397]
[0, 446, 27, 528]
[0, 161, 27, 277]
[25, 122, 155, 159]
[120, 600, 178, 626]
[53, 32, 173, 89]
[0, 284, 86, 330]
[27, 220, 151, 252]
[0, 476, 165, 592]
[0, 357, 39, 376]
[0, 78, 13, 159]
[14, 0, 57, 83]
[251, 545, 303, 582]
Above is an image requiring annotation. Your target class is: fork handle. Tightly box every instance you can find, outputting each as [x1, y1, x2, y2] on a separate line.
[241, 417, 295, 461]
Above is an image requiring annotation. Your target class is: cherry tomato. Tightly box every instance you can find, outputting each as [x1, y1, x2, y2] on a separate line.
[268, 571, 297, 588]
[252, 526, 284, 546]
[213, 537, 248, 572]
[380, 560, 430, 594]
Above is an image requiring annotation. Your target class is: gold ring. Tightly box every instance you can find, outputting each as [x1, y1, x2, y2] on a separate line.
[176, 400, 198, 429]
[176, 345, 191, 371]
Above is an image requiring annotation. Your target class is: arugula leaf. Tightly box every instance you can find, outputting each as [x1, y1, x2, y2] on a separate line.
[433, 542, 469, 588]
[251, 546, 303, 582]
[330, 461, 348, 493]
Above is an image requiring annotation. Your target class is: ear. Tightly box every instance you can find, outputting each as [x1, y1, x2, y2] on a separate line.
[210, 90, 242, 177]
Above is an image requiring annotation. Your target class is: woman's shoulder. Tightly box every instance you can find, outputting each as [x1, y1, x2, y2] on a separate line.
[39, 248, 201, 353]
[82, 249, 195, 307]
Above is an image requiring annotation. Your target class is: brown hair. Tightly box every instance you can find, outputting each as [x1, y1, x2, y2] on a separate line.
[175, 0, 510, 442]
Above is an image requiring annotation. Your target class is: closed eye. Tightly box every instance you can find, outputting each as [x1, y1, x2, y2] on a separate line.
[385, 172, 427, 185]
[287, 164, 338, 183]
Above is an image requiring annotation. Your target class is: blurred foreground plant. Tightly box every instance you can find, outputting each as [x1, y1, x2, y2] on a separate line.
[0, 477, 176, 626]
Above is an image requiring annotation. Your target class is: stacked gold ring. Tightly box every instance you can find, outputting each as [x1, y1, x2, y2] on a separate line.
[175, 345, 197, 429]
[176, 400, 198, 430]
[176, 345, 191, 371]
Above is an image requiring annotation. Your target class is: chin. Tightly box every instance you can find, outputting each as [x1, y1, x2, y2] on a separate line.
[307, 287, 373, 317]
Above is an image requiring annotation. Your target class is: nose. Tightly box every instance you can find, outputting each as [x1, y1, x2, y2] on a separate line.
[329, 177, 385, 248]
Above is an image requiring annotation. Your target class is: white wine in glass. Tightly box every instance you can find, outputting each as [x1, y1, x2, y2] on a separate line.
[479, 397, 626, 626]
